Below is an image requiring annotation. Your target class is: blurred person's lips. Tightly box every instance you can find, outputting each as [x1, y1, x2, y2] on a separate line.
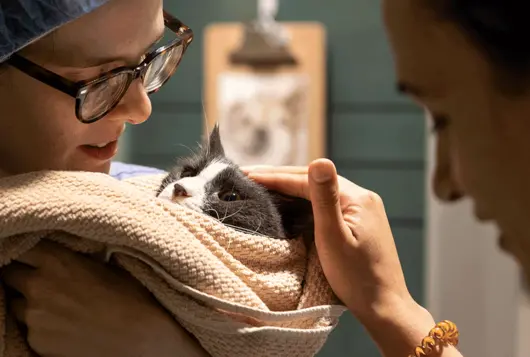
[473, 202, 495, 223]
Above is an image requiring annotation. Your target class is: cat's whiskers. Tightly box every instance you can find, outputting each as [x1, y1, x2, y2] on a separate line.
[204, 204, 221, 220]
[220, 200, 248, 223]
[220, 183, 236, 221]
[222, 223, 268, 237]
[177, 143, 197, 156]
[158, 120, 298, 242]
[252, 219, 263, 235]
[222, 201, 230, 222]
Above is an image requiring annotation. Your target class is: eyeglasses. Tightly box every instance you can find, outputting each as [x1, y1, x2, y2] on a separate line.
[6, 10, 193, 124]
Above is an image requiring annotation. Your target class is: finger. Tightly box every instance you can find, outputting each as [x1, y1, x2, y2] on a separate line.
[1, 262, 37, 296]
[247, 172, 311, 199]
[8, 296, 28, 323]
[15, 240, 72, 268]
[240, 165, 274, 174]
[308, 159, 349, 240]
[242, 165, 309, 175]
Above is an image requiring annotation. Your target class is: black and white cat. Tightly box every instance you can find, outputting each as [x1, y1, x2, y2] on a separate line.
[157, 124, 313, 240]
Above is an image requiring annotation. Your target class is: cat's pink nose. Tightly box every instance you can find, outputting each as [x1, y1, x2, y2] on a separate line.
[173, 183, 190, 197]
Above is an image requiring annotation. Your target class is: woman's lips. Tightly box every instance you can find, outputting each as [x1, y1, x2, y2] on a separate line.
[79, 141, 118, 161]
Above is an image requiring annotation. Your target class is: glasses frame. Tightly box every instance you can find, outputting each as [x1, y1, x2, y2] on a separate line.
[6, 10, 193, 124]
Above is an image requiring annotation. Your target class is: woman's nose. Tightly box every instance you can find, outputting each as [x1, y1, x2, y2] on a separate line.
[109, 78, 152, 125]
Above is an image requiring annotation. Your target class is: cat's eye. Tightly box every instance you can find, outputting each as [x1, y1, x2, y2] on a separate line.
[218, 191, 241, 202]
[180, 167, 195, 178]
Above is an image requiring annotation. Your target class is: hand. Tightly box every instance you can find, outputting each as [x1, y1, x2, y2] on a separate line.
[1, 240, 210, 357]
[243, 159, 445, 357]
[243, 159, 411, 316]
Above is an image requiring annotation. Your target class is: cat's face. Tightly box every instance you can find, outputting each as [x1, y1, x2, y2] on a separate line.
[157, 125, 298, 238]
[220, 89, 303, 161]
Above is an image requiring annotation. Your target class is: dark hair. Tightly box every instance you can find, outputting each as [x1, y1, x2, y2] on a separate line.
[438, 1, 530, 93]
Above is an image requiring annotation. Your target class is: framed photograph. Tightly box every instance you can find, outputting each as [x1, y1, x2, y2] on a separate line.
[216, 72, 309, 166]
[203, 22, 327, 166]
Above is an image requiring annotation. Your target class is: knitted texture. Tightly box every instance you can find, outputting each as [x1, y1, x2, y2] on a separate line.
[0, 170, 346, 357]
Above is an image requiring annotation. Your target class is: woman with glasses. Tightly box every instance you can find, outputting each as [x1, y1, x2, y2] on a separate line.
[1, 2, 397, 357]
[0, 1, 211, 356]
[1, 1, 526, 357]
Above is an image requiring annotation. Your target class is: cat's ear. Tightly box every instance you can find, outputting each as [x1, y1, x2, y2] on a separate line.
[208, 122, 225, 157]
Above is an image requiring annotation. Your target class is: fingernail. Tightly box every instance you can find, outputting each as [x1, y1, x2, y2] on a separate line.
[311, 165, 331, 183]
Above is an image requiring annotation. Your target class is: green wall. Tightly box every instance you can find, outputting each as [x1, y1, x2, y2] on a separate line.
[125, 1, 426, 355]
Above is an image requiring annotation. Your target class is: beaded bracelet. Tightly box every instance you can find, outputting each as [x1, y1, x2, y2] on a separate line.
[408, 320, 459, 357]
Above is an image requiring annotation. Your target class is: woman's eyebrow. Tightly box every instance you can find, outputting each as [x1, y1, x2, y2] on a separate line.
[81, 32, 165, 67]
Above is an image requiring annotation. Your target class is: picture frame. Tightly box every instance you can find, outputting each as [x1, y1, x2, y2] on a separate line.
[203, 22, 327, 166]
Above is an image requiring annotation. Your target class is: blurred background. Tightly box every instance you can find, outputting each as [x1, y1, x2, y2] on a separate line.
[116, 1, 530, 356]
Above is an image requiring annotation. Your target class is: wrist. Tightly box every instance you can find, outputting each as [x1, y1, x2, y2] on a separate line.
[138, 309, 209, 357]
[354, 294, 436, 357]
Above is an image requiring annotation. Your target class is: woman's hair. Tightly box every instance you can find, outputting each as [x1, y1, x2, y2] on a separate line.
[435, 1, 530, 94]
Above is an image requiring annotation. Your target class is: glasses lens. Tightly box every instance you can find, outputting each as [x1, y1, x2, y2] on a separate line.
[143, 43, 184, 92]
[79, 72, 130, 122]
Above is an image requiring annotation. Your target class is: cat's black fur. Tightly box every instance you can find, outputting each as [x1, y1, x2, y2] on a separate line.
[157, 124, 314, 240]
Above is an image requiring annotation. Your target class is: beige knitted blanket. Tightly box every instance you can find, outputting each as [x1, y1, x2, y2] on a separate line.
[0, 170, 347, 357]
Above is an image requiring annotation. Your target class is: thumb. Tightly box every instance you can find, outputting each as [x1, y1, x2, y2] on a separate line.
[308, 159, 348, 240]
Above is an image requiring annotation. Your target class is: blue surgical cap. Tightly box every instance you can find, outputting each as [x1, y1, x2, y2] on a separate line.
[0, 0, 110, 63]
